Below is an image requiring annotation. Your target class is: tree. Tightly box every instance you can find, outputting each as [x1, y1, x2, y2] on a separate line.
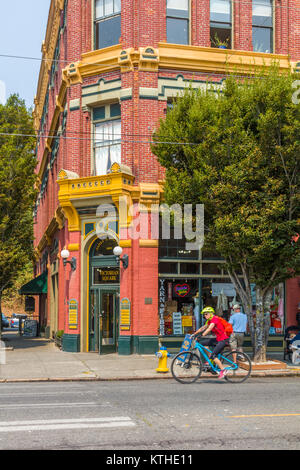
[152, 66, 300, 362]
[0, 94, 37, 338]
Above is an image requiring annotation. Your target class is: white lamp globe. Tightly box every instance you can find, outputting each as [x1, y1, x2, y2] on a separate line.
[113, 246, 123, 257]
[61, 249, 70, 259]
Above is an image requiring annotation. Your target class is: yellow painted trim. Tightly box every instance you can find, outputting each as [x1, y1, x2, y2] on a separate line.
[68, 243, 80, 252]
[139, 240, 159, 248]
[60, 201, 80, 232]
[119, 240, 132, 248]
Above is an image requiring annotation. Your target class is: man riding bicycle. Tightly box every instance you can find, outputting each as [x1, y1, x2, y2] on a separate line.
[191, 306, 229, 379]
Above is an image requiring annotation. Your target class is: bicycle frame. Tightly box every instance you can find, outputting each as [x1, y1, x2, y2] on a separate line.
[192, 342, 238, 373]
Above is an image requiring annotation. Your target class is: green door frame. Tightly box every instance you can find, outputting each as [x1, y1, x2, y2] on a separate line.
[89, 253, 120, 354]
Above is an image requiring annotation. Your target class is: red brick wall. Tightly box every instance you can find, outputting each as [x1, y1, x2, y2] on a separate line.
[286, 277, 300, 326]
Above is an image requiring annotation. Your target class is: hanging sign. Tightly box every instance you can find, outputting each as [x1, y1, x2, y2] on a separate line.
[68, 299, 78, 330]
[120, 297, 131, 331]
[174, 283, 190, 297]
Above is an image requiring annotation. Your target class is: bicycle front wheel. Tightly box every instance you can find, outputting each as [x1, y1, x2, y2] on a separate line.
[171, 351, 202, 384]
[222, 351, 252, 383]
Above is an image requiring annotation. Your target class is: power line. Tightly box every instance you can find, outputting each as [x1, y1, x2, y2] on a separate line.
[0, 131, 199, 146]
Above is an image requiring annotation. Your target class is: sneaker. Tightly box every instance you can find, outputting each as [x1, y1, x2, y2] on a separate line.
[218, 369, 228, 379]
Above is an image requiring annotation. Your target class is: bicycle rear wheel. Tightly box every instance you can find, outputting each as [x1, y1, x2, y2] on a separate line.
[222, 351, 252, 383]
[171, 351, 202, 384]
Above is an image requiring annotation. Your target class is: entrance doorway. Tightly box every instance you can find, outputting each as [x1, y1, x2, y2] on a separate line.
[88, 237, 120, 354]
[90, 287, 119, 354]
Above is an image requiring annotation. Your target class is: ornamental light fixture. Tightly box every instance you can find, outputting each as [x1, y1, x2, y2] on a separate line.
[60, 249, 77, 271]
[113, 245, 129, 269]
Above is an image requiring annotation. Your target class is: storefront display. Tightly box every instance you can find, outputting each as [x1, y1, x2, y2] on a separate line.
[159, 277, 285, 337]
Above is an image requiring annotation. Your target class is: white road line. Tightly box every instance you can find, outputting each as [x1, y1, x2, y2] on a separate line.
[0, 402, 98, 409]
[0, 416, 136, 432]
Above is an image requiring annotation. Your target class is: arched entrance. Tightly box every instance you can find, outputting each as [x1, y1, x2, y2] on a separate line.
[89, 237, 120, 354]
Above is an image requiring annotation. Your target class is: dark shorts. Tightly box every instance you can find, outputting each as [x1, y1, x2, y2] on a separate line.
[197, 337, 229, 359]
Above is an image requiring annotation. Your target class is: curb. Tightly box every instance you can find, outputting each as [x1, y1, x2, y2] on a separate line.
[1, 369, 300, 383]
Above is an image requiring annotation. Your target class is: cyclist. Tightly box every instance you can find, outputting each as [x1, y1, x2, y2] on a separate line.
[191, 306, 230, 379]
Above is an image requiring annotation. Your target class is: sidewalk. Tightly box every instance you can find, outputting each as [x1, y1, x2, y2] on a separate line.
[1, 331, 300, 383]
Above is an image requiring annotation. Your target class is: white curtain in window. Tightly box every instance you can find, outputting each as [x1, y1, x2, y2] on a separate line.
[105, 0, 114, 15]
[167, 0, 188, 11]
[210, 0, 230, 14]
[95, 0, 104, 18]
[253, 0, 272, 17]
[94, 120, 121, 176]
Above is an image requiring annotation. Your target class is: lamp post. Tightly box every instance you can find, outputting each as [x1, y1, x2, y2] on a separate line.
[113, 246, 129, 269]
[60, 249, 77, 271]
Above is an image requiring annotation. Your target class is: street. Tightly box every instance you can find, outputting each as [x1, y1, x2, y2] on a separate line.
[0, 377, 300, 451]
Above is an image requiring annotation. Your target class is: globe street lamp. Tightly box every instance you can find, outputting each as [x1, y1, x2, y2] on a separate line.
[60, 249, 77, 271]
[113, 246, 129, 269]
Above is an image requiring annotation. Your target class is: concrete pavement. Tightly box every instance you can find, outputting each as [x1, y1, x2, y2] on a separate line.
[1, 330, 300, 383]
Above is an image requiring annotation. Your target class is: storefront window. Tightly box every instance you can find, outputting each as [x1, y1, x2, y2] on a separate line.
[159, 278, 199, 336]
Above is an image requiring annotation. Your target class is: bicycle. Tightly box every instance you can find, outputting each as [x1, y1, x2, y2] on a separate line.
[171, 336, 252, 384]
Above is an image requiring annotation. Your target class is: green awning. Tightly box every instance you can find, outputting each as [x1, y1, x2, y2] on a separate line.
[19, 270, 48, 295]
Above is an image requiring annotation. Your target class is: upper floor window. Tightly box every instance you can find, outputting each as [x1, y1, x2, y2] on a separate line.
[166, 0, 189, 45]
[210, 0, 232, 49]
[93, 103, 121, 176]
[252, 0, 273, 53]
[94, 0, 121, 50]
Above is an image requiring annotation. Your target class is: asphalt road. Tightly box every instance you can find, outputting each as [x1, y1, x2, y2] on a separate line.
[0, 377, 300, 452]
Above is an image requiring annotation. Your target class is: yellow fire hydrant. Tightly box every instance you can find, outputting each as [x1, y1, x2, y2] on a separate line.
[155, 346, 170, 373]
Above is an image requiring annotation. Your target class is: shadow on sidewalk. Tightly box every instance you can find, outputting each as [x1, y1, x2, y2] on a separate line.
[1, 330, 52, 350]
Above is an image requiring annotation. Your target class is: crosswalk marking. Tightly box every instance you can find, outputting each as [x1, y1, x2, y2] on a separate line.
[0, 402, 98, 409]
[0, 416, 135, 432]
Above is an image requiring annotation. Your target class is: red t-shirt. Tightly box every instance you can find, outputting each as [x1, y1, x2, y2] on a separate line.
[207, 315, 229, 342]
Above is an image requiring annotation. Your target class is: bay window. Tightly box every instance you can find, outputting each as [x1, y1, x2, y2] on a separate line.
[94, 0, 121, 50]
[252, 0, 273, 53]
[166, 0, 189, 45]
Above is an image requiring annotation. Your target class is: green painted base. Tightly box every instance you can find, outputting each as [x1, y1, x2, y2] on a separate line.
[62, 333, 80, 352]
[118, 336, 159, 355]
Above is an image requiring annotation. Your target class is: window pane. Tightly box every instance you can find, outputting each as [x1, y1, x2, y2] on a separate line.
[95, 0, 104, 18]
[202, 263, 222, 275]
[114, 0, 121, 13]
[253, 26, 272, 53]
[105, 0, 114, 15]
[180, 263, 200, 274]
[167, 0, 188, 11]
[210, 0, 231, 23]
[95, 146, 109, 175]
[210, 26, 231, 48]
[95, 15, 121, 49]
[167, 18, 188, 45]
[110, 102, 121, 118]
[253, 0, 272, 27]
[158, 262, 178, 274]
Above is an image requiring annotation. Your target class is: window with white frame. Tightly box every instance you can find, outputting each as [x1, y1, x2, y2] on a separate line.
[94, 0, 121, 50]
[210, 0, 232, 49]
[252, 0, 273, 53]
[93, 104, 121, 176]
[166, 0, 189, 45]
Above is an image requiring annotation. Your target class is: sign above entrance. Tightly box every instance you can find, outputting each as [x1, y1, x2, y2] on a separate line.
[93, 267, 120, 284]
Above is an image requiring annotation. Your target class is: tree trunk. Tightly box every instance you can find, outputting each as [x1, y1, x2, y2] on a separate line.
[253, 287, 272, 362]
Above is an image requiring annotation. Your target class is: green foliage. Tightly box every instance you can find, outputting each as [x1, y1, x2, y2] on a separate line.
[0, 94, 37, 318]
[153, 66, 300, 360]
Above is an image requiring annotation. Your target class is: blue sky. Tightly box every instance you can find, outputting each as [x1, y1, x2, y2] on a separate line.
[0, 1, 51, 109]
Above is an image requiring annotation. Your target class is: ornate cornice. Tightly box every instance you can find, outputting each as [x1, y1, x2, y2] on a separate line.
[33, 0, 66, 131]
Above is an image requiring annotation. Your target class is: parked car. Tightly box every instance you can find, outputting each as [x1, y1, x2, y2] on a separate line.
[1, 313, 9, 328]
[10, 313, 27, 329]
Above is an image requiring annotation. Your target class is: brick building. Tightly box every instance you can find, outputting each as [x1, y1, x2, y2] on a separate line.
[28, 0, 300, 353]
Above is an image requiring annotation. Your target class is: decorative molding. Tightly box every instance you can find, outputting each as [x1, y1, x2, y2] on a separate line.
[139, 240, 159, 248]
